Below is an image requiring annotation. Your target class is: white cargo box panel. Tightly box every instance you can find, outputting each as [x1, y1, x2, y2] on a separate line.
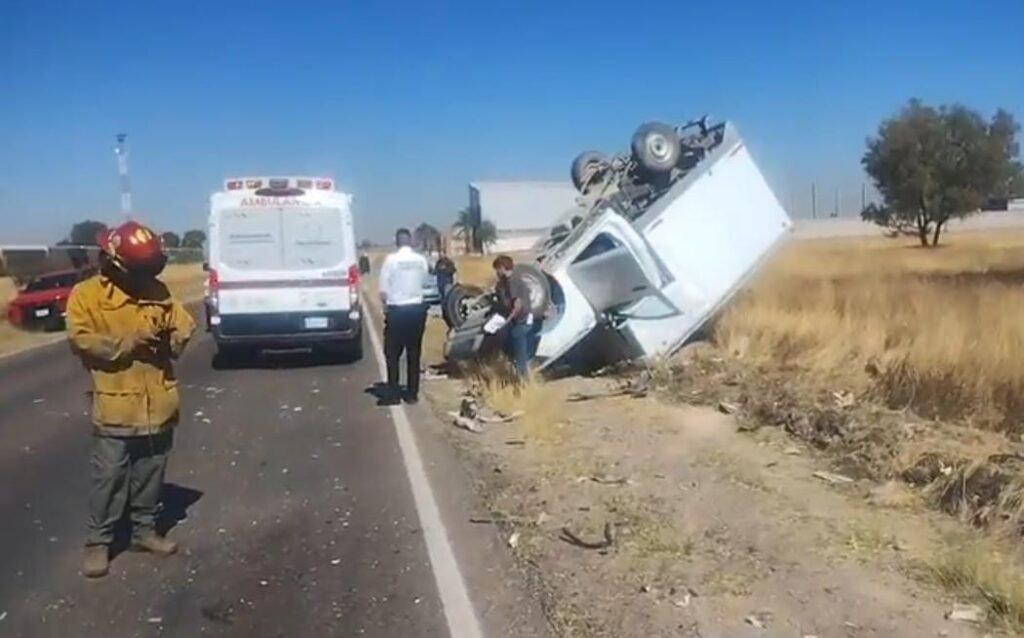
[622, 126, 792, 358]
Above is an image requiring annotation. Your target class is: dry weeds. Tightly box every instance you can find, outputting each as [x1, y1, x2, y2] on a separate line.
[716, 231, 1024, 431]
[928, 535, 1024, 633]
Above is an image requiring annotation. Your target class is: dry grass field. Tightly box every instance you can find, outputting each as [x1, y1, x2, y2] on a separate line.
[716, 231, 1024, 430]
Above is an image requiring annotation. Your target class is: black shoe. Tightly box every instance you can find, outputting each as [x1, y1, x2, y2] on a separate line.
[377, 386, 402, 406]
[403, 394, 419, 405]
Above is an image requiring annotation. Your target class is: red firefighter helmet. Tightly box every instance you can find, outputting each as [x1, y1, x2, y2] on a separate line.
[98, 221, 166, 273]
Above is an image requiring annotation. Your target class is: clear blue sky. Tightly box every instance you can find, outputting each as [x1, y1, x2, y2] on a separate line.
[2, 0, 1022, 243]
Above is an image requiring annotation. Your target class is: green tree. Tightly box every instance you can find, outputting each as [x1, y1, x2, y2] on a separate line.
[476, 219, 497, 252]
[161, 231, 181, 249]
[413, 223, 442, 253]
[182, 229, 207, 249]
[862, 100, 1022, 247]
[67, 220, 108, 246]
[453, 207, 475, 254]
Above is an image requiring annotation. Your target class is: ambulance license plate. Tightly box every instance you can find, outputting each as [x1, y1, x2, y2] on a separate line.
[304, 317, 329, 330]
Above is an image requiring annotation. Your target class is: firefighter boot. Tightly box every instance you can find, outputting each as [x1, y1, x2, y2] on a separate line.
[132, 532, 178, 557]
[82, 546, 110, 578]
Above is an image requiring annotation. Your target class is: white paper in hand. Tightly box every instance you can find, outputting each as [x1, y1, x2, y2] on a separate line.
[483, 314, 508, 335]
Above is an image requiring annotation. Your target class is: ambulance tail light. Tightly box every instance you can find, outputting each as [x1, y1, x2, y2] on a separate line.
[347, 264, 360, 306]
[207, 269, 220, 310]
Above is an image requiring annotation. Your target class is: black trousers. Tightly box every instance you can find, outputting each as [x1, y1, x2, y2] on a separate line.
[384, 304, 427, 397]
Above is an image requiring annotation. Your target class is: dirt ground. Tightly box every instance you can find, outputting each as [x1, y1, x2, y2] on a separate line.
[419, 362, 998, 637]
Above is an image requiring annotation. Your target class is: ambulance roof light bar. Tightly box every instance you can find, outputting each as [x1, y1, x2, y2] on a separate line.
[224, 177, 334, 191]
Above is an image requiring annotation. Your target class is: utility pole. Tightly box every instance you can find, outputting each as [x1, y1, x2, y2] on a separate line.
[861, 183, 866, 212]
[114, 134, 132, 219]
[833, 188, 839, 218]
[811, 183, 817, 219]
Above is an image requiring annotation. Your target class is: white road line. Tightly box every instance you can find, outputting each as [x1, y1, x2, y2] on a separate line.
[364, 316, 484, 638]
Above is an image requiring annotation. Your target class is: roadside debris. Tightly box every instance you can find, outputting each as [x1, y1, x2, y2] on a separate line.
[833, 391, 856, 409]
[448, 396, 521, 433]
[507, 531, 521, 549]
[945, 603, 984, 623]
[745, 609, 773, 629]
[452, 414, 483, 433]
[578, 474, 631, 486]
[147, 617, 163, 625]
[559, 522, 616, 550]
[812, 470, 854, 485]
[568, 379, 649, 403]
[717, 401, 740, 415]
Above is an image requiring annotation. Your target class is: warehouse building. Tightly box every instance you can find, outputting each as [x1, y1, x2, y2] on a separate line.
[468, 181, 581, 253]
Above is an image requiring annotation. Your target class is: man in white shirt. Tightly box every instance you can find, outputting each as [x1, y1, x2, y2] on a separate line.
[378, 228, 430, 405]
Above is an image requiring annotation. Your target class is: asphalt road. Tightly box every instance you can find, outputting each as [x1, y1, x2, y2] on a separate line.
[0, 319, 548, 637]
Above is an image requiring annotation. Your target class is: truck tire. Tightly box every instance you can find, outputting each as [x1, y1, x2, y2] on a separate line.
[571, 151, 609, 193]
[442, 284, 485, 329]
[631, 122, 680, 176]
[513, 264, 551, 317]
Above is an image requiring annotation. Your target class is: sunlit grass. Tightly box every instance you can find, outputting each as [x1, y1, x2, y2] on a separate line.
[716, 231, 1024, 429]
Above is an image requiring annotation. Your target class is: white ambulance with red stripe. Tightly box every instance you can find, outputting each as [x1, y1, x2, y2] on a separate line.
[205, 177, 362, 363]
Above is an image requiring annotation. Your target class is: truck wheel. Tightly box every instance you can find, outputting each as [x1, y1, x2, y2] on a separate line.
[513, 264, 552, 317]
[571, 151, 610, 193]
[631, 122, 680, 176]
[442, 284, 484, 329]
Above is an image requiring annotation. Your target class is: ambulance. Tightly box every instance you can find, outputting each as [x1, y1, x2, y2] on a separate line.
[205, 177, 362, 363]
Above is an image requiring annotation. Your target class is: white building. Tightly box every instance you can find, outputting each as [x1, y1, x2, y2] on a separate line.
[468, 181, 581, 253]
[1009, 197, 1024, 213]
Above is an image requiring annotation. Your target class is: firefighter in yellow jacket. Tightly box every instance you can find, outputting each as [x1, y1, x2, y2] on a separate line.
[66, 221, 196, 578]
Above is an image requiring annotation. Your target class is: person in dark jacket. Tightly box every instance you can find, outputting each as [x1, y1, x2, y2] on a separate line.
[433, 250, 457, 300]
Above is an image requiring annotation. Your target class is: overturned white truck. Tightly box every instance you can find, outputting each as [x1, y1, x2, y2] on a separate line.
[443, 117, 793, 373]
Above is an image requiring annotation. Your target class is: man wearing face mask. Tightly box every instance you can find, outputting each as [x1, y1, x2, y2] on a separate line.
[66, 221, 196, 578]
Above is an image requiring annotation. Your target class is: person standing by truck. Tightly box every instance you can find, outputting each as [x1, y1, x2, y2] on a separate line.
[66, 221, 197, 578]
[492, 255, 532, 379]
[379, 228, 430, 405]
[433, 250, 457, 301]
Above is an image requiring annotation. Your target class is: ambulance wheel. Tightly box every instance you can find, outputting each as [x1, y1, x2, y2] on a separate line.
[212, 344, 253, 370]
[329, 329, 363, 363]
[512, 264, 551, 317]
[631, 122, 680, 176]
[442, 284, 484, 329]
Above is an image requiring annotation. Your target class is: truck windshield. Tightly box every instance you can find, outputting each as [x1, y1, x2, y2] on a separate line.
[218, 207, 347, 271]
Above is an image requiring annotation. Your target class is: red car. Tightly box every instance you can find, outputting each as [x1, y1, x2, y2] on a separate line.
[6, 268, 91, 331]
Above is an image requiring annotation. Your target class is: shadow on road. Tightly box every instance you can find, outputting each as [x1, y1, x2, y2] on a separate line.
[212, 348, 361, 371]
[109, 482, 203, 559]
[365, 382, 402, 407]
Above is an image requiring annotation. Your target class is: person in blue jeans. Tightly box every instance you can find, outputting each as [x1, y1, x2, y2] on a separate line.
[492, 255, 531, 379]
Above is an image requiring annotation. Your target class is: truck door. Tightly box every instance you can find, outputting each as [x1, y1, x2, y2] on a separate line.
[533, 209, 671, 369]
